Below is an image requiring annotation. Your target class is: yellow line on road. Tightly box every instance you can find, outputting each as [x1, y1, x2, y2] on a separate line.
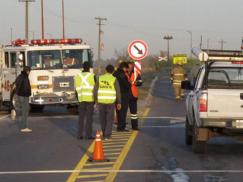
[77, 173, 107, 179]
[84, 162, 114, 166]
[105, 108, 150, 182]
[66, 142, 95, 182]
[66, 107, 150, 182]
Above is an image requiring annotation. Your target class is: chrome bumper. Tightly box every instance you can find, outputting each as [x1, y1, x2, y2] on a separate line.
[30, 94, 78, 105]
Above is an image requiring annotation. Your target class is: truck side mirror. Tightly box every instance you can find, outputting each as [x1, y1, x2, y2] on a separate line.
[181, 80, 193, 90]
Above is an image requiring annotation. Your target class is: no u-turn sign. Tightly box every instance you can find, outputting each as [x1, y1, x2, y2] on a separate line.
[128, 40, 148, 61]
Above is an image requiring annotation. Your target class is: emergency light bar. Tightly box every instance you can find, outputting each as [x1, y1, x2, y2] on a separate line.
[12, 39, 27, 46]
[31, 38, 82, 45]
[192, 48, 243, 62]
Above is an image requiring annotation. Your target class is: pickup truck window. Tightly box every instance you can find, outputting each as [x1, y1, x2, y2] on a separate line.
[208, 67, 243, 89]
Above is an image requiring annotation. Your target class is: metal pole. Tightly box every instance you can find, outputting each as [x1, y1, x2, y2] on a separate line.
[10, 27, 13, 44]
[62, 0, 65, 39]
[25, 1, 29, 43]
[163, 35, 173, 62]
[41, 0, 44, 39]
[187, 31, 192, 59]
[95, 17, 107, 74]
[19, 0, 35, 43]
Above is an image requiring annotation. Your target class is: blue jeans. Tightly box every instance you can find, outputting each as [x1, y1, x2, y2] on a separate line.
[16, 96, 30, 129]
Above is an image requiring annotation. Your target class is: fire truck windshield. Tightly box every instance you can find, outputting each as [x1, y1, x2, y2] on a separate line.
[27, 49, 90, 69]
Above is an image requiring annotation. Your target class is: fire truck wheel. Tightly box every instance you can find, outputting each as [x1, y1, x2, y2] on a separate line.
[67, 105, 78, 114]
[30, 105, 45, 112]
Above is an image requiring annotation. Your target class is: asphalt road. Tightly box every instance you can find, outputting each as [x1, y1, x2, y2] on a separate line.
[116, 74, 243, 182]
[0, 73, 243, 182]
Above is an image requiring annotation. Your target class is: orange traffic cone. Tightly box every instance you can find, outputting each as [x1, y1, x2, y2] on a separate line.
[89, 131, 109, 162]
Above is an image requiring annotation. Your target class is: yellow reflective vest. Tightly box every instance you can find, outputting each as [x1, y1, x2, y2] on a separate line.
[98, 73, 116, 104]
[74, 72, 95, 102]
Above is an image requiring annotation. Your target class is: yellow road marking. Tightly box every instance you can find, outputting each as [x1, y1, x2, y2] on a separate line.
[105, 108, 150, 182]
[105, 152, 120, 156]
[84, 162, 114, 166]
[66, 107, 150, 182]
[103, 145, 124, 148]
[77, 173, 107, 179]
[102, 141, 126, 145]
[104, 148, 122, 152]
[66, 142, 95, 182]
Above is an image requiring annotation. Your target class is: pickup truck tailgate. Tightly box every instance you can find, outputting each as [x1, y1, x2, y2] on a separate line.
[208, 89, 243, 118]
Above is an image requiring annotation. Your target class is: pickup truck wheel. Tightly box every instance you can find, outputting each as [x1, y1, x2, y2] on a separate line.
[192, 123, 206, 153]
[185, 117, 193, 145]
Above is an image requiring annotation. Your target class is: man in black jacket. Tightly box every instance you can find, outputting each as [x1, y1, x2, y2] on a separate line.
[113, 62, 130, 131]
[15, 66, 32, 132]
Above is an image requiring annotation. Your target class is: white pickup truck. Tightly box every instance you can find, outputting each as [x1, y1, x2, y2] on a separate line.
[182, 49, 243, 153]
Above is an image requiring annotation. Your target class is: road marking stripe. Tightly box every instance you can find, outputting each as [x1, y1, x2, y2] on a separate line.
[84, 162, 114, 166]
[142, 125, 185, 128]
[102, 142, 126, 145]
[3, 169, 243, 175]
[104, 145, 124, 149]
[141, 116, 185, 120]
[105, 107, 151, 182]
[66, 142, 95, 182]
[104, 149, 122, 152]
[105, 152, 120, 156]
[77, 174, 108, 179]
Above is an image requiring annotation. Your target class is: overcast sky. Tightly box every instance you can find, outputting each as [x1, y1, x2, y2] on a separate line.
[0, 0, 243, 59]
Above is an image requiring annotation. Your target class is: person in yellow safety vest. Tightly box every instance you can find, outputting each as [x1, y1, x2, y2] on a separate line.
[170, 63, 187, 100]
[94, 64, 122, 140]
[74, 61, 96, 140]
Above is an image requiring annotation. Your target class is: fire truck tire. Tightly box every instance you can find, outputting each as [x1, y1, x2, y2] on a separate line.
[30, 105, 45, 112]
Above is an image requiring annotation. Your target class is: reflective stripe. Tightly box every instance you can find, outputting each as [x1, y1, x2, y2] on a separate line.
[98, 90, 116, 94]
[98, 96, 116, 100]
[131, 117, 138, 119]
[174, 73, 184, 76]
[77, 86, 94, 90]
[78, 92, 93, 96]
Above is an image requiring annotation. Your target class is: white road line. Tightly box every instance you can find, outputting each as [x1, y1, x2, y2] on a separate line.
[1, 169, 243, 175]
[142, 125, 185, 128]
[141, 116, 185, 120]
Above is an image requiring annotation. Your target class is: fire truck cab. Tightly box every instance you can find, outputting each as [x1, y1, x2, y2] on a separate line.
[0, 38, 93, 111]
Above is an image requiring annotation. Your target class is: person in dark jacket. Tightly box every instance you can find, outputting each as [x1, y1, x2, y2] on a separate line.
[14, 66, 32, 132]
[113, 61, 130, 131]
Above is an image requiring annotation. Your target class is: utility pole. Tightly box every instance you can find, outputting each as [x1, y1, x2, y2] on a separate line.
[199, 35, 203, 49]
[219, 39, 227, 50]
[95, 17, 107, 74]
[41, 0, 44, 39]
[19, 0, 35, 43]
[186, 31, 192, 59]
[163, 35, 173, 62]
[62, 0, 65, 39]
[10, 27, 13, 44]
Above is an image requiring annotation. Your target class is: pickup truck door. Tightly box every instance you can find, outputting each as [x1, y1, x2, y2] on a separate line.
[187, 67, 203, 125]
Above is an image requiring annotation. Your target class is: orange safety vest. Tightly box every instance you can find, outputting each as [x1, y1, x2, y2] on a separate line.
[129, 72, 138, 98]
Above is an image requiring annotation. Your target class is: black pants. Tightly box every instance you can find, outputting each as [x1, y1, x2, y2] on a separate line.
[129, 98, 138, 129]
[99, 104, 115, 138]
[78, 102, 94, 138]
[117, 93, 129, 130]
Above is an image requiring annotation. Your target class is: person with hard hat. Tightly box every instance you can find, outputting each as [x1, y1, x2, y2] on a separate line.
[94, 64, 121, 140]
[113, 61, 130, 132]
[170, 63, 187, 100]
[74, 61, 96, 140]
[127, 61, 142, 130]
